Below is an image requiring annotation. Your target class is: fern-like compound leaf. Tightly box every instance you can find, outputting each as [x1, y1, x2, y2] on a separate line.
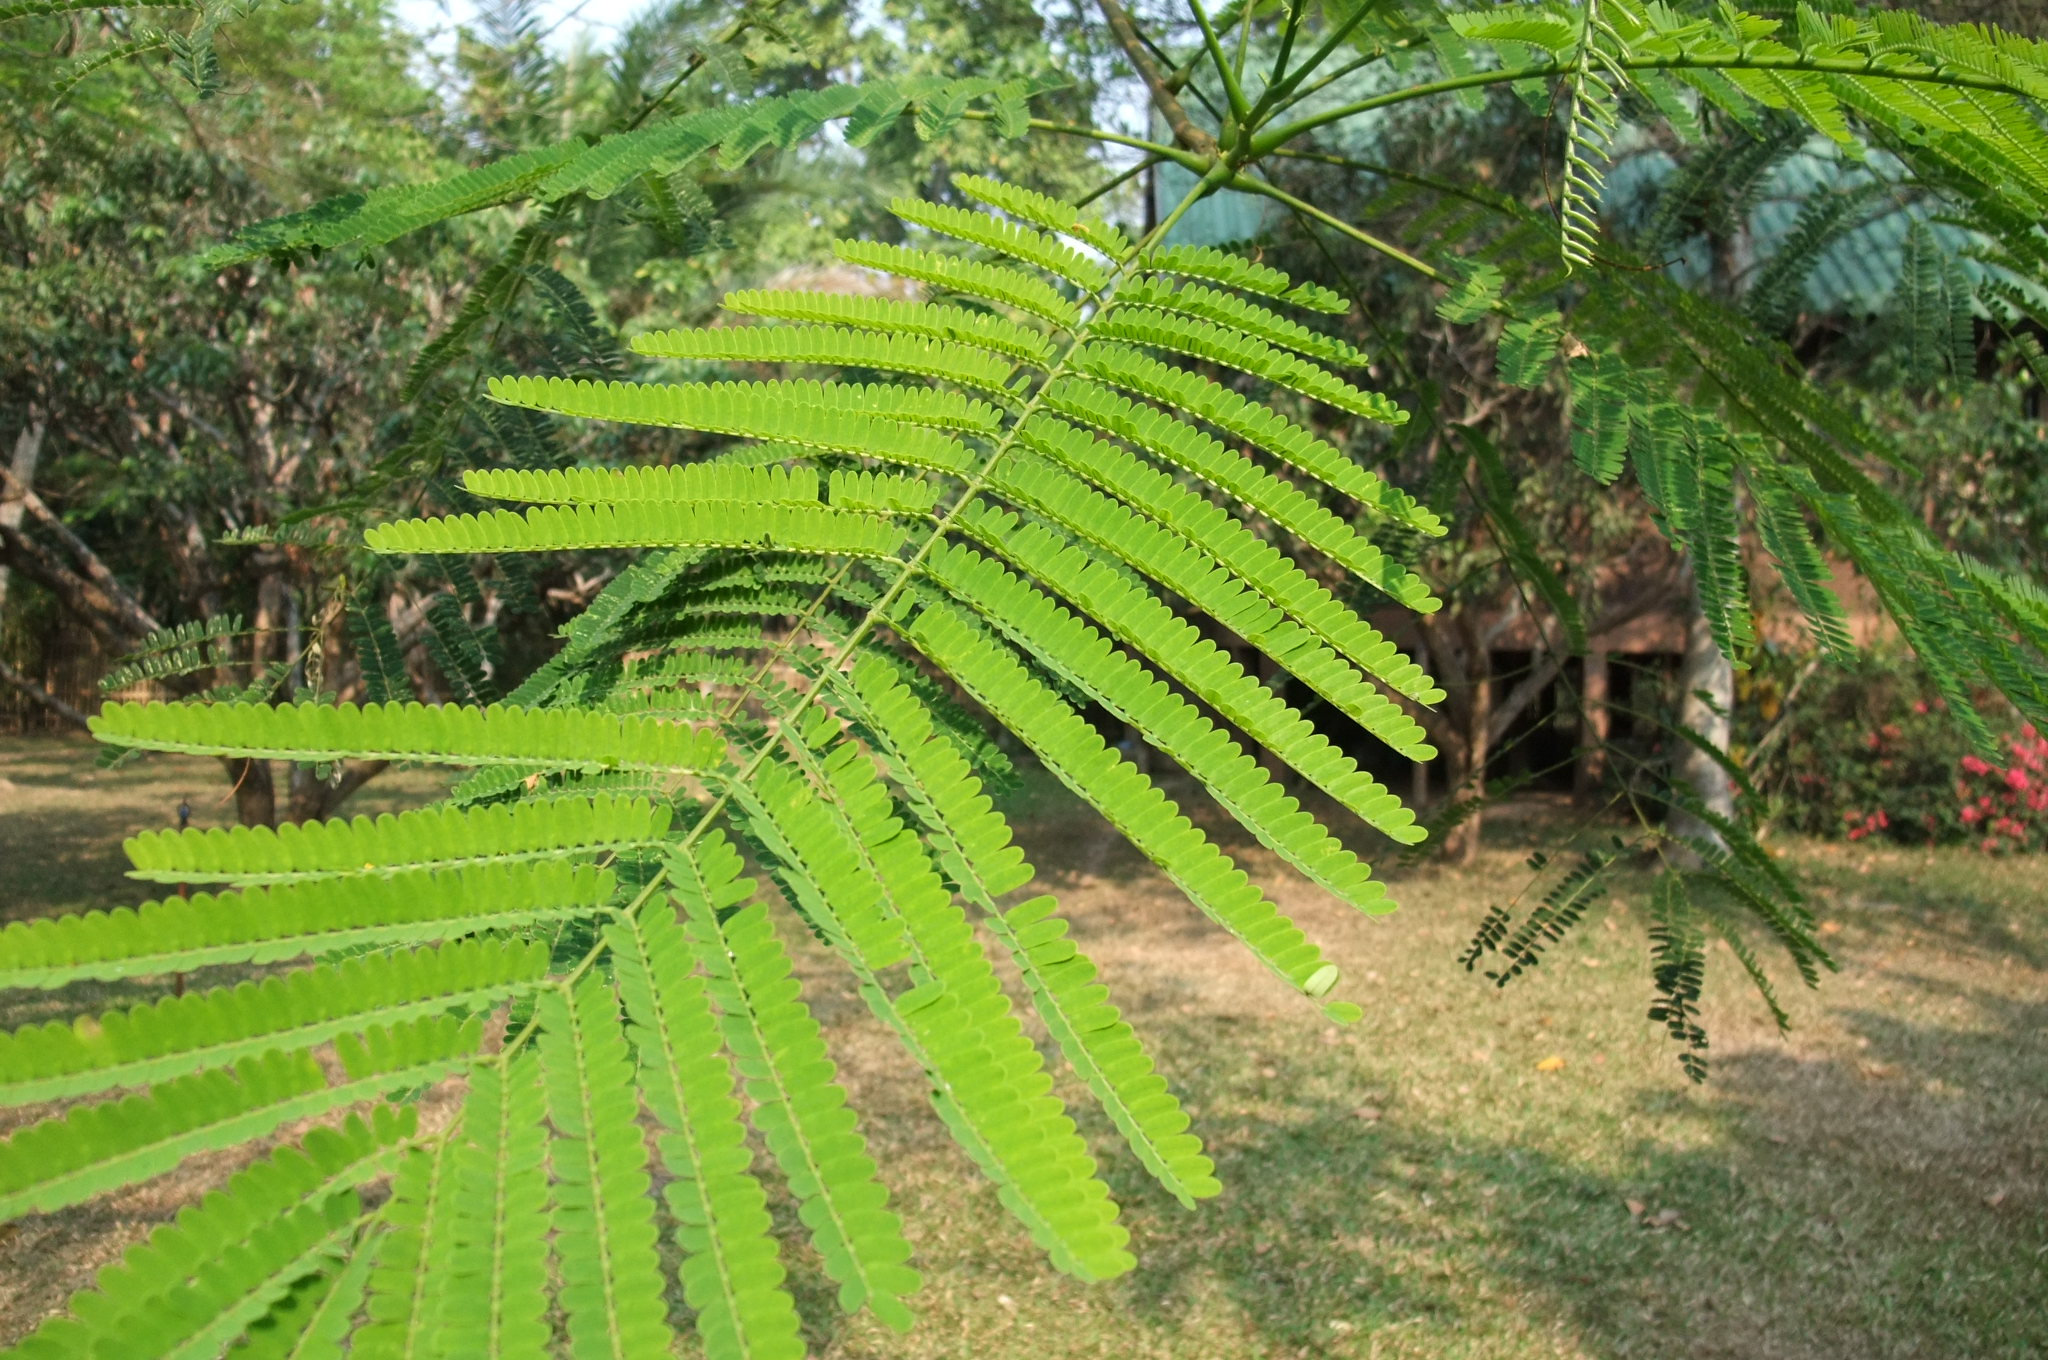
[674, 842, 921, 1329]
[890, 197, 1111, 291]
[719, 289, 1057, 364]
[463, 462, 822, 507]
[729, 758, 914, 975]
[843, 660, 1220, 1207]
[925, 537, 1407, 888]
[977, 456, 1439, 767]
[354, 1133, 460, 1360]
[369, 499, 907, 559]
[951, 173, 1131, 258]
[8, 1107, 410, 1360]
[937, 511, 1419, 853]
[17, 174, 1490, 1354]
[1092, 306, 1396, 420]
[608, 907, 806, 1360]
[831, 240, 1082, 328]
[1072, 343, 1430, 530]
[633, 322, 1019, 396]
[0, 1016, 478, 1221]
[97, 615, 244, 693]
[0, 861, 612, 989]
[1108, 275, 1368, 365]
[483, 375, 983, 469]
[436, 1054, 552, 1360]
[537, 975, 679, 1360]
[229, 1243, 374, 1360]
[904, 599, 1353, 1019]
[123, 793, 669, 884]
[1139, 244, 1349, 312]
[90, 700, 724, 772]
[0, 939, 547, 1103]
[1559, 0, 1626, 270]
[1038, 378, 1428, 602]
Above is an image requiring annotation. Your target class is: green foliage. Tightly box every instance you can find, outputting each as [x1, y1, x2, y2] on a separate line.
[14, 0, 2048, 1348]
[4, 179, 1449, 1355]
[98, 616, 246, 692]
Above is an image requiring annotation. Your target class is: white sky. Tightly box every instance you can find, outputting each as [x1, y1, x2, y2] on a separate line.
[391, 0, 657, 58]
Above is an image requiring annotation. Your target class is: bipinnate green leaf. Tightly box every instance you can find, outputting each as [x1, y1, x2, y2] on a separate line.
[843, 659, 1219, 1207]
[674, 842, 921, 1329]
[536, 976, 679, 1360]
[0, 1016, 478, 1221]
[608, 906, 806, 1360]
[436, 1054, 551, 1360]
[901, 598, 1354, 1020]
[0, 862, 613, 989]
[0, 938, 549, 1103]
[354, 1134, 460, 1360]
[90, 700, 724, 773]
[123, 794, 670, 885]
[9, 1107, 410, 1360]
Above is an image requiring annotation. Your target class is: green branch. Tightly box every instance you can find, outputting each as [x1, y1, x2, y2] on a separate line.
[1252, 50, 2048, 158]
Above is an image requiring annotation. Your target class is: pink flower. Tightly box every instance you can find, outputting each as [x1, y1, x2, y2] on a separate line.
[1962, 805, 1982, 824]
[1913, 700, 1930, 715]
[2010, 768, 2032, 792]
[1962, 755, 1992, 775]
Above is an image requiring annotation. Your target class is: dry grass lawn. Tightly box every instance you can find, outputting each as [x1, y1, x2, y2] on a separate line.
[1, 735, 2042, 1359]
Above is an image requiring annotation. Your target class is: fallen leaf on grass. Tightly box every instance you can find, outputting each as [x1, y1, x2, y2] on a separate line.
[1625, 1199, 1647, 1219]
[1819, 920, 1844, 935]
[1859, 1061, 1899, 1080]
[1985, 1189, 2009, 1209]
[1535, 1055, 1567, 1072]
[1352, 1106, 1383, 1122]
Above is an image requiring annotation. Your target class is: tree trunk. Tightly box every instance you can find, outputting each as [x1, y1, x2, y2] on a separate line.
[227, 565, 292, 828]
[1575, 646, 1610, 804]
[288, 759, 389, 823]
[1669, 582, 1735, 854]
[1439, 660, 1493, 866]
[0, 417, 47, 624]
[226, 757, 277, 827]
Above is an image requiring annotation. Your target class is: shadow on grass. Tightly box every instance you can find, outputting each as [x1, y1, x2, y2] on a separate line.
[1092, 990, 2046, 1360]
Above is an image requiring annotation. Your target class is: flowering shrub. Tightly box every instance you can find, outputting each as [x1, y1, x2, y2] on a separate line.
[1955, 725, 2048, 853]
[1746, 650, 2042, 851]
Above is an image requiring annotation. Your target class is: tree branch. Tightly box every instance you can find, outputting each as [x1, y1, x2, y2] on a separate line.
[0, 521, 152, 651]
[0, 465, 163, 638]
[0, 656, 91, 730]
[1093, 0, 1219, 157]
